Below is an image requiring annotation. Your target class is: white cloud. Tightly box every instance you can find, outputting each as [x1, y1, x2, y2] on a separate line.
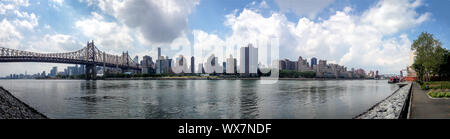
[361, 0, 430, 34]
[259, 0, 269, 9]
[12, 10, 38, 30]
[84, 0, 199, 45]
[197, 0, 429, 73]
[275, 0, 335, 18]
[0, 0, 29, 14]
[27, 34, 83, 53]
[51, 0, 63, 5]
[0, 19, 22, 49]
[0, 32, 82, 76]
[192, 30, 226, 65]
[75, 12, 134, 54]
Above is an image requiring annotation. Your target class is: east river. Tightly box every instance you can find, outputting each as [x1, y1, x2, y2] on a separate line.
[0, 79, 398, 119]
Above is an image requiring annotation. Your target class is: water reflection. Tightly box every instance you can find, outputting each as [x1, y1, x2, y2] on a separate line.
[239, 81, 259, 119]
[0, 80, 399, 119]
[80, 81, 97, 94]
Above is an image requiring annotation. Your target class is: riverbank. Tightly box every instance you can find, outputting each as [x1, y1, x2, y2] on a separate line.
[355, 83, 412, 119]
[0, 87, 47, 119]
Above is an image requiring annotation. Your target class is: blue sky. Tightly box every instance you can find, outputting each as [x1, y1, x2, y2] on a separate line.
[0, 0, 449, 76]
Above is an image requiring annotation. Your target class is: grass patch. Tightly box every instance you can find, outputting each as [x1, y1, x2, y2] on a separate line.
[421, 81, 450, 90]
[428, 89, 450, 98]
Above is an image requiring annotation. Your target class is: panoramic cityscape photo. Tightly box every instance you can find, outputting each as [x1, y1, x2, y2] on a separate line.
[1, 0, 449, 127]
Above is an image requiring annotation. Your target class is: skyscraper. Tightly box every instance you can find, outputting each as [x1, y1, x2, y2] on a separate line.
[191, 56, 195, 74]
[50, 66, 57, 77]
[205, 54, 222, 74]
[240, 44, 258, 75]
[156, 57, 172, 74]
[311, 57, 317, 68]
[158, 47, 161, 60]
[141, 55, 154, 74]
[198, 63, 204, 74]
[223, 62, 226, 73]
[226, 55, 236, 74]
[134, 56, 139, 64]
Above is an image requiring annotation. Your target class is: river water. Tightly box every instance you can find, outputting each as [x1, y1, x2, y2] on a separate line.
[0, 79, 398, 119]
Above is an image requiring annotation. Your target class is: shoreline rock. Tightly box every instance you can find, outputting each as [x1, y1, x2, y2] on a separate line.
[0, 87, 48, 119]
[355, 83, 412, 119]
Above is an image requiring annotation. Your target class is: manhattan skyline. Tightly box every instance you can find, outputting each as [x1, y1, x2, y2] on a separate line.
[1, 0, 450, 76]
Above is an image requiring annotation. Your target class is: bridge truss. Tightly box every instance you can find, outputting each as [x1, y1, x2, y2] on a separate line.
[0, 41, 140, 80]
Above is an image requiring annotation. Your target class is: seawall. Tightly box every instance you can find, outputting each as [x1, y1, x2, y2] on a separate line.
[0, 87, 48, 119]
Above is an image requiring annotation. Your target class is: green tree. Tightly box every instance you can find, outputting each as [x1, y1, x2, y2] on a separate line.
[411, 32, 445, 81]
[438, 50, 450, 80]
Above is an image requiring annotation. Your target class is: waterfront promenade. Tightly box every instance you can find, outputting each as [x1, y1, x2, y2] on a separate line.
[410, 82, 450, 119]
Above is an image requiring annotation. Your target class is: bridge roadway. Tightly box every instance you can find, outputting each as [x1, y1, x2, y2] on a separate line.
[0, 40, 141, 80]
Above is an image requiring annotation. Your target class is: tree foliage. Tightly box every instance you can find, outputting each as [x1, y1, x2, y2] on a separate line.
[279, 70, 316, 78]
[411, 32, 449, 81]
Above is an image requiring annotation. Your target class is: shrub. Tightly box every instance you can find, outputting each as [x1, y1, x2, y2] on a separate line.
[421, 81, 450, 90]
[428, 90, 450, 98]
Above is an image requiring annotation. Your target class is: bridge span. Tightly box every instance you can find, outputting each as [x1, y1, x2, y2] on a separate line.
[0, 41, 140, 80]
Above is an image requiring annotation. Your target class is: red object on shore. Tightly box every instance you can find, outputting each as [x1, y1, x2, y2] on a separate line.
[405, 77, 417, 81]
[388, 76, 400, 83]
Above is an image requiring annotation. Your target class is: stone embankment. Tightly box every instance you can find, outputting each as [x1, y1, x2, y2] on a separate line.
[355, 83, 412, 119]
[0, 87, 47, 119]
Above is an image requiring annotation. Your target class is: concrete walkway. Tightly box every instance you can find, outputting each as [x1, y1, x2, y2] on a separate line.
[410, 82, 450, 119]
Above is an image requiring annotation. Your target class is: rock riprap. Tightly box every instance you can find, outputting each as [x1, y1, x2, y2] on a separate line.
[0, 87, 47, 119]
[356, 83, 411, 119]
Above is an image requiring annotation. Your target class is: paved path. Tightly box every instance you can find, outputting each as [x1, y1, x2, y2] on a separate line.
[410, 82, 450, 119]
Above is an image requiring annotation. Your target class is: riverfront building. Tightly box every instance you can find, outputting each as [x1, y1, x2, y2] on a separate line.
[311, 57, 317, 68]
[279, 59, 297, 70]
[226, 55, 236, 74]
[191, 56, 195, 74]
[197, 63, 205, 74]
[205, 54, 223, 74]
[297, 56, 311, 72]
[141, 55, 155, 74]
[158, 47, 161, 59]
[174, 55, 189, 73]
[278, 56, 365, 79]
[50, 67, 57, 77]
[155, 48, 172, 74]
[127, 43, 366, 78]
[240, 44, 258, 76]
[156, 58, 172, 74]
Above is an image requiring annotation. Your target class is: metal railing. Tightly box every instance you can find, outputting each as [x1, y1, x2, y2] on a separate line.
[399, 83, 413, 119]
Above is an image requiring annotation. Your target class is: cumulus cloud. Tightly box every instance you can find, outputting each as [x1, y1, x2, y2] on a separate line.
[27, 34, 83, 53]
[196, 0, 429, 73]
[0, 0, 37, 50]
[0, 19, 22, 49]
[192, 30, 226, 65]
[85, 0, 198, 44]
[361, 0, 430, 34]
[275, 0, 335, 18]
[51, 0, 63, 5]
[0, 1, 37, 31]
[0, 0, 29, 14]
[75, 12, 133, 54]
[12, 10, 38, 30]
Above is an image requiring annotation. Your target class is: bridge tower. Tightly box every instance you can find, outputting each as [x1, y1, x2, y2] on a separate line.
[85, 40, 97, 80]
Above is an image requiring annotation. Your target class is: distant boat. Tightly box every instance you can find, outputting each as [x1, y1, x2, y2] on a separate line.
[388, 76, 399, 84]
